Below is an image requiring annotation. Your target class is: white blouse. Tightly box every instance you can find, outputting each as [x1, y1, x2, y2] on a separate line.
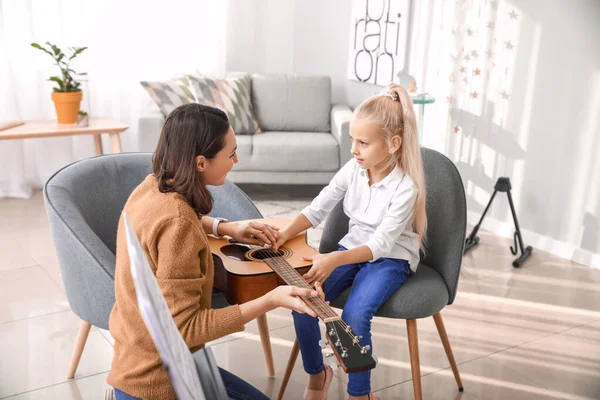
[301, 158, 420, 271]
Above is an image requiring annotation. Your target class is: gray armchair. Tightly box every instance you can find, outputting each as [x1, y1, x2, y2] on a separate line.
[44, 153, 275, 379]
[278, 148, 467, 400]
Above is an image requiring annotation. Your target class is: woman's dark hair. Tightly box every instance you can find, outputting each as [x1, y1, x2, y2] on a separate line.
[152, 103, 230, 216]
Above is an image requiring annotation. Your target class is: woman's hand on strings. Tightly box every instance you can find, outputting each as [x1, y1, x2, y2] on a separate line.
[228, 221, 279, 246]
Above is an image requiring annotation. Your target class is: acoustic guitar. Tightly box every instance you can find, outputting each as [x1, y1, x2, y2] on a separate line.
[209, 218, 377, 374]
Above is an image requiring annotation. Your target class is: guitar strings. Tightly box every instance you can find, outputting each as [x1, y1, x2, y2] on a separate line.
[264, 252, 369, 353]
[262, 248, 336, 318]
[261, 247, 364, 346]
[261, 246, 375, 356]
[263, 247, 348, 321]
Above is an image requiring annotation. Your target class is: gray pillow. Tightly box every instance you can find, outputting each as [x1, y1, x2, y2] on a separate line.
[251, 74, 331, 132]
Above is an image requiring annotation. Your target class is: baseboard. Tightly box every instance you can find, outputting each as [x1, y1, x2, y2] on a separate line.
[467, 211, 600, 270]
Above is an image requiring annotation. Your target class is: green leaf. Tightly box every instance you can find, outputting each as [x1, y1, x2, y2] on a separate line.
[47, 42, 61, 56]
[31, 42, 54, 57]
[49, 76, 64, 86]
[69, 46, 88, 60]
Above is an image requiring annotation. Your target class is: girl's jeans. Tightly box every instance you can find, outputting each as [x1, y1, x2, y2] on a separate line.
[292, 247, 410, 397]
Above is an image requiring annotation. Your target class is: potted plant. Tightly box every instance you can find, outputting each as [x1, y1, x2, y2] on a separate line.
[31, 42, 87, 124]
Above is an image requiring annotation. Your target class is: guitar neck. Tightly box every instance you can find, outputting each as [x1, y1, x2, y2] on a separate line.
[263, 256, 341, 322]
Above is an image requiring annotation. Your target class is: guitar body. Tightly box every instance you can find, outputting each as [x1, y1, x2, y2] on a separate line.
[209, 218, 319, 304]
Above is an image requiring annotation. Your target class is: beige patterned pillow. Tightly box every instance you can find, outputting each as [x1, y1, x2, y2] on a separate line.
[188, 75, 261, 135]
[140, 78, 195, 117]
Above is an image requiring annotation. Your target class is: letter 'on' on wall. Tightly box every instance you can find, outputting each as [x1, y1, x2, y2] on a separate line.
[347, 0, 412, 85]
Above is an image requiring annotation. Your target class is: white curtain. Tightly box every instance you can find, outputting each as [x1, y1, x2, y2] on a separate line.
[0, 0, 228, 198]
[410, 0, 600, 266]
[407, 0, 528, 208]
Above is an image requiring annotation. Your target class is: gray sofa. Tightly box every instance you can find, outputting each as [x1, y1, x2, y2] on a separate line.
[139, 74, 353, 184]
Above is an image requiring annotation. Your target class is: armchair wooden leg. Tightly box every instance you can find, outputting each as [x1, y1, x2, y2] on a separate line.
[406, 319, 423, 400]
[433, 313, 463, 392]
[67, 320, 92, 379]
[257, 314, 275, 377]
[278, 339, 300, 400]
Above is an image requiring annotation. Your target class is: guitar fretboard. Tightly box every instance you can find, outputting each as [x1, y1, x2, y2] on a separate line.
[263, 256, 341, 322]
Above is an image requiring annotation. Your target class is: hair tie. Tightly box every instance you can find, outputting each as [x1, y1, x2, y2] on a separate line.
[381, 89, 400, 102]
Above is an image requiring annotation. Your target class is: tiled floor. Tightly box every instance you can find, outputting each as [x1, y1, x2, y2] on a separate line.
[1, 185, 599, 399]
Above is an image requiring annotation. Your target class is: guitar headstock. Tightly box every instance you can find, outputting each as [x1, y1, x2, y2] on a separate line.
[324, 320, 377, 374]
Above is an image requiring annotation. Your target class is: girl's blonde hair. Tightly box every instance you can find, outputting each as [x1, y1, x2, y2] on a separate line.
[354, 82, 427, 249]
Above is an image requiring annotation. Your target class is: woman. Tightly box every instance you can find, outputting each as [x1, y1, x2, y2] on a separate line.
[107, 103, 321, 400]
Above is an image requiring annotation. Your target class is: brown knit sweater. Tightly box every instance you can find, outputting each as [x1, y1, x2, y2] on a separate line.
[107, 175, 244, 399]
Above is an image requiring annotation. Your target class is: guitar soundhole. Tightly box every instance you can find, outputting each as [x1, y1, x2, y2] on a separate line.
[247, 247, 292, 261]
[220, 244, 292, 262]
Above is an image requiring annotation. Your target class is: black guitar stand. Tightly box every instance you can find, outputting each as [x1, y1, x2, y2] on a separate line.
[464, 177, 533, 267]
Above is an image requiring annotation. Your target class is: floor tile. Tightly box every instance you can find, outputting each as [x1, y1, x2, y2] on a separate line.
[3, 372, 110, 400]
[489, 322, 600, 399]
[38, 261, 65, 292]
[0, 233, 38, 272]
[0, 266, 69, 324]
[375, 355, 589, 400]
[0, 311, 113, 398]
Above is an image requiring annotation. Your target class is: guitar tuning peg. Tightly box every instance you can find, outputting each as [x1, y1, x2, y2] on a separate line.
[324, 351, 334, 358]
[318, 340, 327, 349]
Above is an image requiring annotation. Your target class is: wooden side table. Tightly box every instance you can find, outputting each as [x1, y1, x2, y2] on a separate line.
[0, 118, 128, 155]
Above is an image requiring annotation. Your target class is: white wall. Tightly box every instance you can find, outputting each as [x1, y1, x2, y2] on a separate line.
[449, 0, 600, 269]
[226, 0, 600, 269]
[226, 0, 374, 105]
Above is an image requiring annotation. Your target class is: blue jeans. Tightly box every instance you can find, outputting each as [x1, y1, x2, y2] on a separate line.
[114, 367, 269, 400]
[292, 247, 411, 397]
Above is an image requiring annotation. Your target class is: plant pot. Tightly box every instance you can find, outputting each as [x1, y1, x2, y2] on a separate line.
[51, 91, 83, 124]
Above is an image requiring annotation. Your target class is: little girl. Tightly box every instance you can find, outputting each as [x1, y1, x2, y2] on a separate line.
[275, 82, 427, 400]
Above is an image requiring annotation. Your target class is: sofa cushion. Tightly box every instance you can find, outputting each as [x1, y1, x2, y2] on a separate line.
[189, 74, 260, 135]
[233, 132, 339, 172]
[140, 78, 195, 117]
[234, 134, 252, 160]
[251, 75, 331, 132]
